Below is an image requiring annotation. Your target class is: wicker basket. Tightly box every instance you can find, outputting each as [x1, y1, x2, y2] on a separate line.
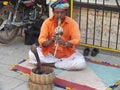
[30, 66, 55, 84]
[28, 79, 53, 90]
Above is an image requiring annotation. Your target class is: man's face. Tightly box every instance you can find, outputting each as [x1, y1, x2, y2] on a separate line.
[53, 8, 67, 21]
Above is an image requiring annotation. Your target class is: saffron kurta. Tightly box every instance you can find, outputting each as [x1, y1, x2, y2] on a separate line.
[38, 16, 80, 58]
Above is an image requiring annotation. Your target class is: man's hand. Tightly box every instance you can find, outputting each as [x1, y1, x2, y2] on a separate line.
[42, 34, 73, 48]
[53, 34, 73, 48]
[42, 37, 54, 47]
[62, 41, 73, 47]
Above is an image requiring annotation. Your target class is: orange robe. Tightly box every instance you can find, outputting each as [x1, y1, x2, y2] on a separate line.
[38, 16, 80, 58]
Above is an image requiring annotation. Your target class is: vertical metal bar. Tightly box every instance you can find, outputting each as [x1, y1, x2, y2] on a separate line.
[108, 11, 112, 48]
[70, 0, 73, 18]
[116, 0, 120, 7]
[100, 0, 105, 46]
[116, 12, 120, 49]
[115, 0, 120, 50]
[85, 0, 89, 43]
[93, 0, 97, 45]
[13, 0, 21, 22]
[79, 0, 82, 30]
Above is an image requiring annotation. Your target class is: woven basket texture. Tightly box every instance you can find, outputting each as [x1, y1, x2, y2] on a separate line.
[30, 66, 55, 84]
[28, 79, 53, 90]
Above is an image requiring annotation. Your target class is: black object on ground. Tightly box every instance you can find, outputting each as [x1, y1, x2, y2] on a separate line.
[91, 48, 99, 57]
[83, 47, 90, 56]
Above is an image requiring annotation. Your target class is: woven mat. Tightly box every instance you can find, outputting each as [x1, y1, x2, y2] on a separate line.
[9, 58, 120, 90]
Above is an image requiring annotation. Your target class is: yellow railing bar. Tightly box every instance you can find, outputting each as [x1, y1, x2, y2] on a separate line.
[80, 43, 120, 53]
[70, 0, 73, 18]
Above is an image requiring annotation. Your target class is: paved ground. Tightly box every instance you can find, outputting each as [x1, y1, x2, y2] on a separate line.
[0, 36, 64, 90]
[0, 36, 30, 90]
[0, 35, 120, 90]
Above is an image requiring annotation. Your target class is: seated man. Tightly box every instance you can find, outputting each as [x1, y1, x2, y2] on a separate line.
[28, 0, 86, 70]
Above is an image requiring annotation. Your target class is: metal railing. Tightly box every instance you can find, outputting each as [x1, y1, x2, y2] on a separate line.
[72, 0, 120, 52]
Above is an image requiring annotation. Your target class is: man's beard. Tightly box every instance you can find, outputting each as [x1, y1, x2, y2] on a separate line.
[56, 17, 65, 24]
